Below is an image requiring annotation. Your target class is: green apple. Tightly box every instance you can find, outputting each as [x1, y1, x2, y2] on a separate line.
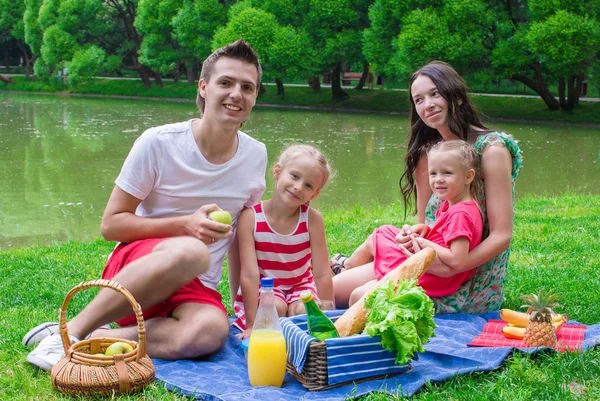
[105, 341, 134, 356]
[209, 210, 232, 231]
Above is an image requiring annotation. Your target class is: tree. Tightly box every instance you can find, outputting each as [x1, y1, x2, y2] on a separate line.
[363, 0, 443, 84]
[135, 0, 185, 84]
[368, 0, 496, 83]
[255, 0, 372, 97]
[30, 0, 164, 86]
[0, 0, 37, 78]
[268, 26, 314, 95]
[135, 0, 226, 86]
[254, 0, 308, 27]
[253, 0, 321, 90]
[171, 0, 227, 85]
[23, 0, 49, 80]
[362, 0, 405, 89]
[304, 0, 371, 99]
[492, 0, 600, 111]
[393, 0, 494, 76]
[213, 4, 313, 95]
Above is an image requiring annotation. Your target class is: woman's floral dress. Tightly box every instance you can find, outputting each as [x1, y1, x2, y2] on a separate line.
[424, 132, 523, 313]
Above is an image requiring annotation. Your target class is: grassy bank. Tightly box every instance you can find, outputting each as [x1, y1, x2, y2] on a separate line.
[2, 76, 600, 125]
[2, 193, 599, 400]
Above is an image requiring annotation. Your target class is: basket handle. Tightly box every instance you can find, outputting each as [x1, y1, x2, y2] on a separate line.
[58, 279, 147, 362]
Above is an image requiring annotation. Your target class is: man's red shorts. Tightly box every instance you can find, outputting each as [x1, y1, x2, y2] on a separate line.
[101, 238, 227, 327]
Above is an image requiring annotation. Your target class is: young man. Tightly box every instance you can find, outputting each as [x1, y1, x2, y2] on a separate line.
[24, 40, 267, 371]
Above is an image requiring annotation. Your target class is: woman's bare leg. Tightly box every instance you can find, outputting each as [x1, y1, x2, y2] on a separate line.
[330, 234, 376, 272]
[332, 263, 377, 309]
[349, 280, 378, 306]
[344, 234, 376, 269]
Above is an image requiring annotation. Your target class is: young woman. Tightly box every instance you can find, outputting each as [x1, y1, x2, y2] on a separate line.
[332, 61, 523, 313]
[234, 144, 335, 339]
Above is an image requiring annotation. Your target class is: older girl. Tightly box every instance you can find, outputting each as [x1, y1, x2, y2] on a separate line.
[235, 144, 335, 339]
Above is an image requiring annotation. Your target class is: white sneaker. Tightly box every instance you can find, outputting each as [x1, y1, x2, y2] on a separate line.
[26, 333, 80, 371]
[23, 322, 112, 348]
[22, 322, 59, 347]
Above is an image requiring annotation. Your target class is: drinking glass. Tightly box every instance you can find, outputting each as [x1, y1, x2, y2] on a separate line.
[316, 300, 335, 311]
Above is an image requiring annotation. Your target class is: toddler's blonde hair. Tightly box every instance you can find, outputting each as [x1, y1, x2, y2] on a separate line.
[427, 140, 482, 202]
[275, 144, 334, 190]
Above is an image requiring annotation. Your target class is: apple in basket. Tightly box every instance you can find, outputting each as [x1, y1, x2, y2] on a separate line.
[105, 341, 134, 356]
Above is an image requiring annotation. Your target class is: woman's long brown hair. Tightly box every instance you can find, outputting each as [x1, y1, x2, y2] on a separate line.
[399, 61, 487, 216]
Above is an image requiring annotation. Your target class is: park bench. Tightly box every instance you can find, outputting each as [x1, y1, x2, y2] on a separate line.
[341, 72, 375, 87]
[323, 72, 375, 87]
[342, 72, 363, 82]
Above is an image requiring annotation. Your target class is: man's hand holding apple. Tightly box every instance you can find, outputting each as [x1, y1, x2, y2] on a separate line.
[186, 204, 233, 245]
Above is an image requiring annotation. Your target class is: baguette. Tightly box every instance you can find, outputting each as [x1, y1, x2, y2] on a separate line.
[334, 248, 436, 337]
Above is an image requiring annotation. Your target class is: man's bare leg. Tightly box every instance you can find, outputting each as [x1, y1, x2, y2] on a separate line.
[90, 303, 229, 359]
[67, 236, 210, 343]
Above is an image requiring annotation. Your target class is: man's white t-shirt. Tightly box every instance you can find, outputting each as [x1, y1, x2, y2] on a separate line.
[115, 119, 267, 290]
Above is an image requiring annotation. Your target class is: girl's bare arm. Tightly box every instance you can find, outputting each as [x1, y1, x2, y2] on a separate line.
[237, 209, 260, 338]
[308, 209, 334, 304]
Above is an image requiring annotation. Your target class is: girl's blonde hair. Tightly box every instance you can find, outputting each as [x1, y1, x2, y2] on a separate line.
[275, 144, 334, 190]
[427, 140, 482, 202]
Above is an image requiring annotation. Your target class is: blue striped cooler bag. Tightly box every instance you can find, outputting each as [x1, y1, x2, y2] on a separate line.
[282, 310, 411, 390]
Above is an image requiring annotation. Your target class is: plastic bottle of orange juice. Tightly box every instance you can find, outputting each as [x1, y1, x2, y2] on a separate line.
[247, 277, 287, 387]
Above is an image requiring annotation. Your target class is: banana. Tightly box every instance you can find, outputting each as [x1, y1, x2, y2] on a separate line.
[502, 319, 568, 340]
[553, 313, 569, 325]
[502, 325, 525, 340]
[553, 318, 567, 332]
[500, 309, 568, 327]
[500, 309, 529, 327]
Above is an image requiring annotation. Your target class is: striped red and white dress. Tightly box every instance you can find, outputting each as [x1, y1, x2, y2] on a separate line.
[233, 202, 318, 330]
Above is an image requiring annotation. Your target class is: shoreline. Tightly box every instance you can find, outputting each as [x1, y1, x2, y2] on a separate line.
[3, 90, 600, 128]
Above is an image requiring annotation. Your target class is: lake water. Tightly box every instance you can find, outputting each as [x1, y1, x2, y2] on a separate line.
[1, 93, 599, 249]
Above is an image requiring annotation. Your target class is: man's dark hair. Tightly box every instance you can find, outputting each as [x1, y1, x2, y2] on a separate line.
[196, 39, 263, 116]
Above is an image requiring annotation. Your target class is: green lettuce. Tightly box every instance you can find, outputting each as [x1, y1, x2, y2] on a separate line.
[363, 279, 437, 365]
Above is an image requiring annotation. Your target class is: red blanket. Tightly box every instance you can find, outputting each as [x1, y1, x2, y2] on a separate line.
[468, 320, 586, 352]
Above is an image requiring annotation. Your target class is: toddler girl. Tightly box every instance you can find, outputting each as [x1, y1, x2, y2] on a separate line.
[333, 140, 484, 305]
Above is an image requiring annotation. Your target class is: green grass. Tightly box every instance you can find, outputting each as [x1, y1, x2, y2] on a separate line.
[2, 76, 600, 125]
[2, 193, 599, 400]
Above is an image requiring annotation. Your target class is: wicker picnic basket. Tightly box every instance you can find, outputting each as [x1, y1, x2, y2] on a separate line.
[286, 341, 337, 391]
[50, 279, 155, 396]
[286, 341, 329, 390]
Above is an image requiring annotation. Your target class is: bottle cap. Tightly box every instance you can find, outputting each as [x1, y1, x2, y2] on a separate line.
[260, 277, 274, 288]
[299, 290, 313, 302]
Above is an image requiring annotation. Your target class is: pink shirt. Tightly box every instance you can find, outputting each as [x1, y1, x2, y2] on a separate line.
[417, 200, 483, 297]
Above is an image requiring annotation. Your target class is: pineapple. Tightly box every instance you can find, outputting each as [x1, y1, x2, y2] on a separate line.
[520, 289, 560, 347]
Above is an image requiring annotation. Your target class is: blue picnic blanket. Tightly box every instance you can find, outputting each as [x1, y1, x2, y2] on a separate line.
[153, 312, 600, 400]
